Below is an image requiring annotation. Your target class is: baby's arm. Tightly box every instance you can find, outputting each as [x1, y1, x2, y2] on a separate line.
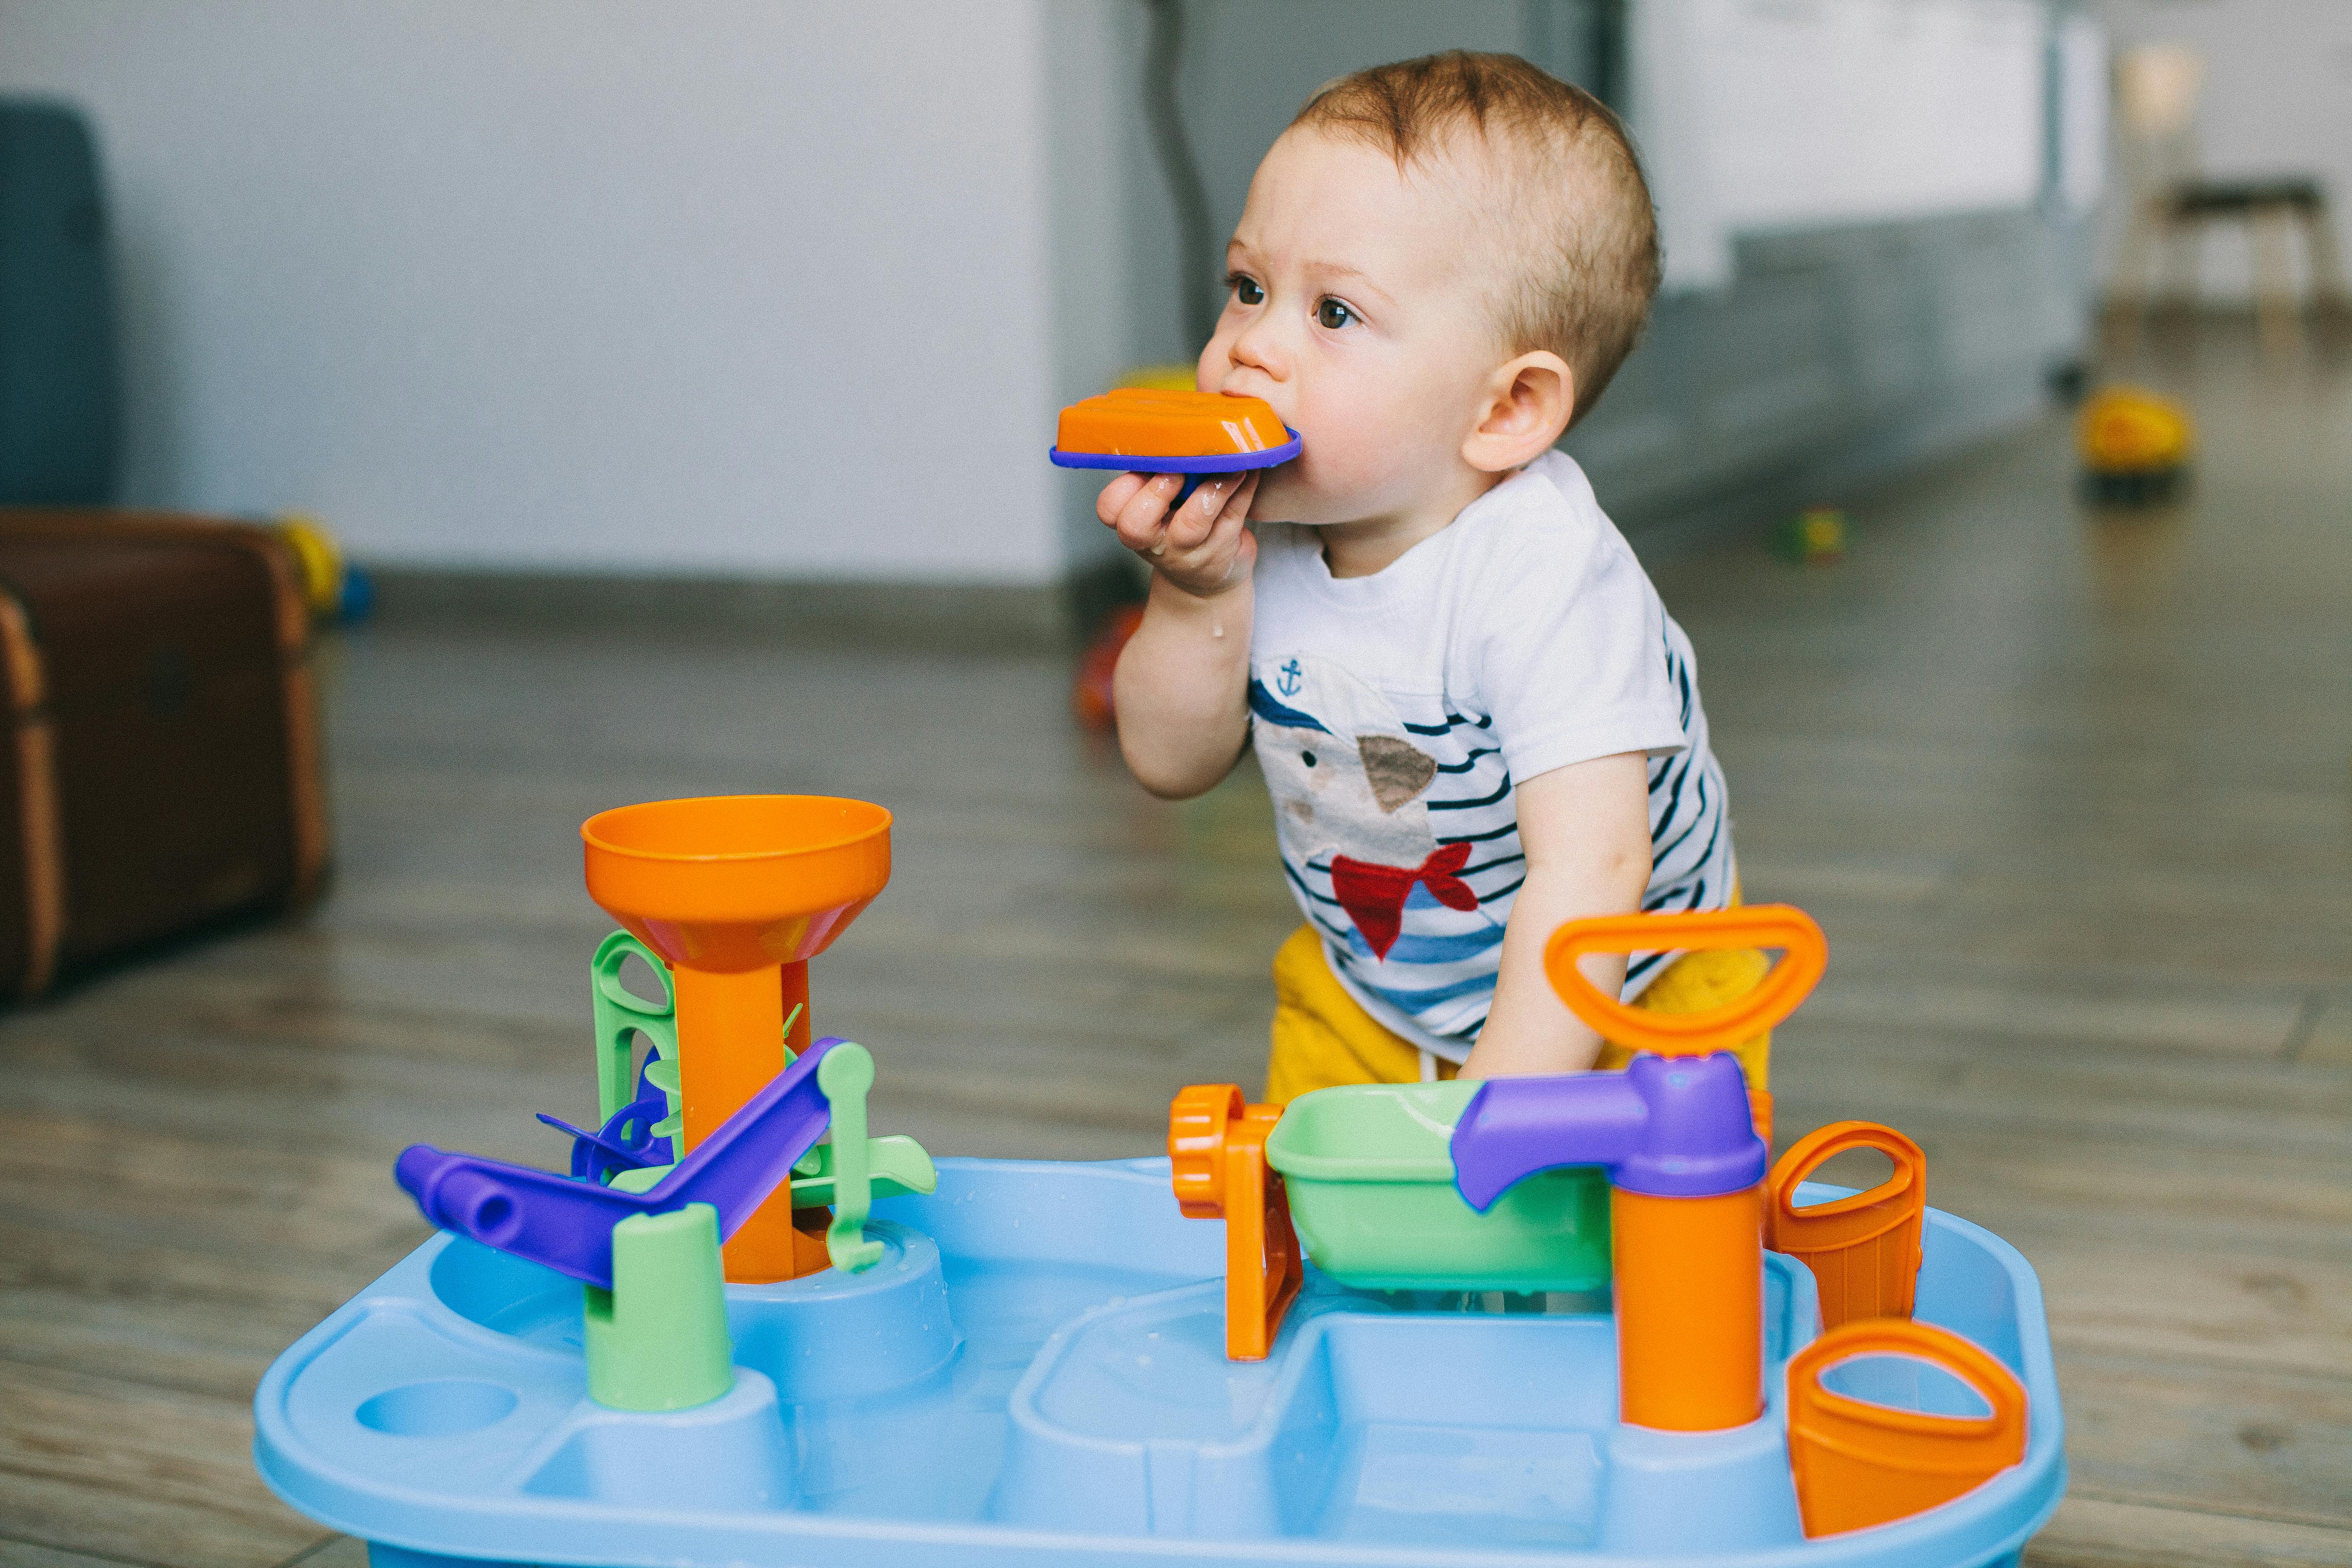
[1098, 471, 1261, 799]
[1459, 752, 1653, 1078]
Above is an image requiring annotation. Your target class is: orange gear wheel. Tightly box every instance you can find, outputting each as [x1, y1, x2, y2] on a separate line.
[1166, 1084, 1303, 1360]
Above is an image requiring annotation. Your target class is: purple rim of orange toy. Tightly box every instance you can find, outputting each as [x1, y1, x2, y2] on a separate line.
[1048, 429, 1301, 473]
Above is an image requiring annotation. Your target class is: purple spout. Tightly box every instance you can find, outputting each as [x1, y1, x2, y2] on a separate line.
[1449, 1052, 1766, 1208]
[395, 1036, 848, 1289]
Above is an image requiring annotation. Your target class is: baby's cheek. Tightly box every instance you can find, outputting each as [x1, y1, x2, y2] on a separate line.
[1292, 402, 1421, 510]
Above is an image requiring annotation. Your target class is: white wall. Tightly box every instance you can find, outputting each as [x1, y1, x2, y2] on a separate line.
[0, 0, 1075, 583]
[2095, 0, 2352, 302]
[1634, 0, 2050, 291]
[1114, 0, 2056, 311]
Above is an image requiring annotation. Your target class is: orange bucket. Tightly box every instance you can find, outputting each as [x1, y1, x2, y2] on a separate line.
[1787, 1318, 2029, 1536]
[1767, 1121, 1927, 1330]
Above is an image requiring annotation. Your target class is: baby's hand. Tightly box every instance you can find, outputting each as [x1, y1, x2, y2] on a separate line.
[1097, 470, 1259, 598]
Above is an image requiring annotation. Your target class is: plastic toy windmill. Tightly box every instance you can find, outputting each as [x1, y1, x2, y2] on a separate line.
[580, 794, 891, 1283]
[1050, 388, 1300, 512]
[389, 792, 941, 1413]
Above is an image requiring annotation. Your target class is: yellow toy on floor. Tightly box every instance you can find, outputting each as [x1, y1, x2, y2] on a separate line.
[2078, 385, 2193, 505]
[272, 513, 375, 622]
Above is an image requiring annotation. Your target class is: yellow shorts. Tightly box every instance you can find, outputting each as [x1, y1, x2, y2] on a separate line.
[1264, 923, 1772, 1106]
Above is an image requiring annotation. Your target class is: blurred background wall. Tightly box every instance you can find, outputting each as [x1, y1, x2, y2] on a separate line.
[1102, 0, 2093, 570]
[0, 0, 1118, 587]
[2093, 0, 2352, 306]
[0, 0, 2160, 616]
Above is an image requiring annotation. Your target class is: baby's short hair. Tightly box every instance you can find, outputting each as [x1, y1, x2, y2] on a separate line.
[1292, 51, 1660, 426]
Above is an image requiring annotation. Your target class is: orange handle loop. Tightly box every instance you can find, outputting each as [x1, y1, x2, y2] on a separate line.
[1544, 905, 1827, 1057]
[1786, 1318, 2028, 1537]
[1766, 1120, 1926, 1328]
[1767, 1121, 1925, 1236]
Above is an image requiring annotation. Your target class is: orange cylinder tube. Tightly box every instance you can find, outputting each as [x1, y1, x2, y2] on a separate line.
[1612, 1185, 1764, 1431]
[671, 959, 810, 1282]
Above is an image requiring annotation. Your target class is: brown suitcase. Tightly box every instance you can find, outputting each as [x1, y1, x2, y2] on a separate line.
[0, 510, 329, 996]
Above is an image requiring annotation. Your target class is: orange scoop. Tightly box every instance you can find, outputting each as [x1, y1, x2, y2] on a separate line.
[1051, 389, 1298, 469]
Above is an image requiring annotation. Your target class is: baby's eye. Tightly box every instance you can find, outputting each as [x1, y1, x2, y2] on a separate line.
[1315, 298, 1357, 330]
[1301, 750, 1318, 768]
[1230, 275, 1264, 306]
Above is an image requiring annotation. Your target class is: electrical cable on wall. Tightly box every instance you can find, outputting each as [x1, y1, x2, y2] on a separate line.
[1142, 0, 1220, 350]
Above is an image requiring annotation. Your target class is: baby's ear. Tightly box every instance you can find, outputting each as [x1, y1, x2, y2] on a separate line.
[1464, 349, 1574, 472]
[1358, 735, 1438, 812]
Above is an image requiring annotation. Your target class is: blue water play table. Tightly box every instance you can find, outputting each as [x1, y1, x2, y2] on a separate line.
[254, 1155, 2064, 1568]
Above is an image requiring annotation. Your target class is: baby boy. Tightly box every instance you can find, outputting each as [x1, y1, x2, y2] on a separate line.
[1098, 52, 1763, 1101]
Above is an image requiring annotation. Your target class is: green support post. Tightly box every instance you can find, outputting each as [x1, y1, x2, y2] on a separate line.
[583, 1202, 734, 1411]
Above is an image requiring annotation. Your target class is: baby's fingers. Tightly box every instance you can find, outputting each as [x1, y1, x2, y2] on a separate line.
[1221, 470, 1261, 529]
[1095, 471, 1151, 527]
[1198, 472, 1261, 561]
[1163, 475, 1240, 552]
[1184, 472, 1261, 553]
[1109, 473, 1183, 553]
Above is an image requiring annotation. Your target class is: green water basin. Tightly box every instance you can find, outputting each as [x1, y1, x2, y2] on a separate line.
[1264, 1081, 1611, 1292]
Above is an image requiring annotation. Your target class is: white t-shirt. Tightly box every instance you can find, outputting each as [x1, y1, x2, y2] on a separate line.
[1247, 449, 1734, 1061]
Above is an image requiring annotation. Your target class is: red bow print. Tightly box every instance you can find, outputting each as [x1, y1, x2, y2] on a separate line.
[1329, 842, 1478, 960]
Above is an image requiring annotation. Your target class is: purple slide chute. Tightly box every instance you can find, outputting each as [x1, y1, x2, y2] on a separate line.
[395, 1037, 848, 1289]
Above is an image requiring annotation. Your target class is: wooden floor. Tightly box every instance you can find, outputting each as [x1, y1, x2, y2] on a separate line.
[4, 323, 2348, 1568]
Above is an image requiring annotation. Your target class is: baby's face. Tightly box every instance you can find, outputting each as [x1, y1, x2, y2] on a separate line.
[1199, 129, 1507, 527]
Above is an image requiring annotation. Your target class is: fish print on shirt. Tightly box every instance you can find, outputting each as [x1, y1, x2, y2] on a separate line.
[1250, 654, 1519, 1044]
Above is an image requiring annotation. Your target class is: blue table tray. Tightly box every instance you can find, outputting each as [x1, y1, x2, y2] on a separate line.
[255, 1157, 2064, 1568]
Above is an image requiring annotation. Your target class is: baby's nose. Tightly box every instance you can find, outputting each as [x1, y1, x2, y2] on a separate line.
[1223, 319, 1286, 382]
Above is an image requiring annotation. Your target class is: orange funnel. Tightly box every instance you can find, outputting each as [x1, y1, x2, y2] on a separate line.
[582, 794, 891, 971]
[581, 795, 891, 1282]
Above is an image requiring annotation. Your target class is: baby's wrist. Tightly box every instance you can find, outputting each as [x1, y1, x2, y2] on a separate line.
[1155, 555, 1251, 602]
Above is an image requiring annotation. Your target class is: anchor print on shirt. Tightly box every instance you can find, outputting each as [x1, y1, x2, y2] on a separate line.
[1249, 655, 1490, 960]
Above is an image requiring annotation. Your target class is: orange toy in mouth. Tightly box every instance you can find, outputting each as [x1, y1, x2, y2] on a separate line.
[1052, 389, 1300, 469]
